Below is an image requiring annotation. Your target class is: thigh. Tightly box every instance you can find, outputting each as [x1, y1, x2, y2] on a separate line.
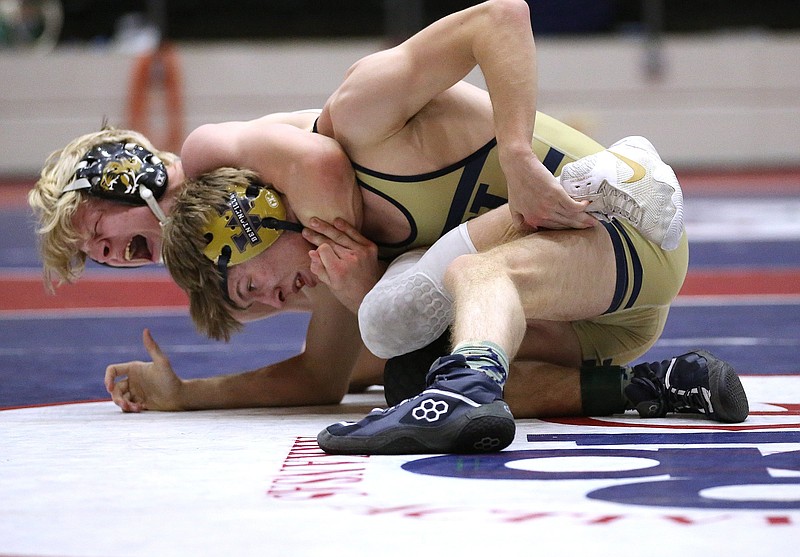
[466, 204, 527, 252]
[484, 223, 618, 321]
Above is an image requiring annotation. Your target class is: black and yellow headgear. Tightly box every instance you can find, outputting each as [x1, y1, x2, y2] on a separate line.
[63, 142, 169, 223]
[202, 182, 303, 291]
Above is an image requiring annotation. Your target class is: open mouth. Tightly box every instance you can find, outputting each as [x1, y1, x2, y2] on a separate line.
[125, 235, 152, 262]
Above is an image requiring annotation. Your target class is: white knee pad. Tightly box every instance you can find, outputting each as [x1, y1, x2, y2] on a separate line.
[359, 224, 476, 359]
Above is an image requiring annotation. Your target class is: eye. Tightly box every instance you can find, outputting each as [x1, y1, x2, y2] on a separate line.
[237, 278, 255, 305]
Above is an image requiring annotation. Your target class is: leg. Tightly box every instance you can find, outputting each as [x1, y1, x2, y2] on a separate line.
[358, 206, 525, 359]
[357, 134, 684, 359]
[358, 228, 474, 360]
[445, 224, 617, 359]
[317, 227, 617, 455]
[380, 321, 749, 423]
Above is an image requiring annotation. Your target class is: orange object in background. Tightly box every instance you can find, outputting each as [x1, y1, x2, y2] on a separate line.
[126, 42, 184, 154]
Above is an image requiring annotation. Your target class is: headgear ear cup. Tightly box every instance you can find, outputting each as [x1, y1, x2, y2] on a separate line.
[62, 142, 169, 221]
[202, 184, 304, 292]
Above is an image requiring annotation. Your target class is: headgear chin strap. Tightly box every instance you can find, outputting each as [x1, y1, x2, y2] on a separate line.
[63, 142, 169, 224]
[202, 183, 303, 298]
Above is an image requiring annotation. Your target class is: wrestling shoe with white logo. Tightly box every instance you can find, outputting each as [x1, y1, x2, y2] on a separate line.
[624, 350, 749, 423]
[560, 136, 684, 250]
[317, 355, 515, 455]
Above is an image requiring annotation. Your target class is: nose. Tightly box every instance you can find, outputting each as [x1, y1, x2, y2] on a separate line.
[251, 286, 284, 310]
[86, 237, 112, 263]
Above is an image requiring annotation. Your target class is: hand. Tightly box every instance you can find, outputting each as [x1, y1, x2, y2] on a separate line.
[302, 217, 385, 313]
[104, 329, 184, 412]
[502, 150, 597, 231]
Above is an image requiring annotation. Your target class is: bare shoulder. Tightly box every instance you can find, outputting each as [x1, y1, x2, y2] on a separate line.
[182, 112, 319, 157]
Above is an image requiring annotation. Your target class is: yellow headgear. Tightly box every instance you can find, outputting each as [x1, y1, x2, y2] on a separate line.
[202, 183, 303, 274]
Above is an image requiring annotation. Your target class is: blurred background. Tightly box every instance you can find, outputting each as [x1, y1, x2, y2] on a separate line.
[1, 0, 799, 176]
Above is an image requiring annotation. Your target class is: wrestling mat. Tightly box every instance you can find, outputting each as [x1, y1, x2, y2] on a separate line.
[1, 375, 798, 557]
[1, 174, 799, 556]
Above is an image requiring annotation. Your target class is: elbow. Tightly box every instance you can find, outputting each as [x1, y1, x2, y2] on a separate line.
[317, 141, 354, 180]
[485, 0, 531, 28]
[324, 53, 382, 148]
[181, 124, 215, 158]
[305, 143, 355, 192]
[324, 87, 358, 148]
[180, 123, 223, 175]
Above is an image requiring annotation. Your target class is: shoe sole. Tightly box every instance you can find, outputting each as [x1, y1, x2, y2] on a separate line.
[317, 400, 516, 455]
[694, 349, 750, 423]
[651, 164, 684, 251]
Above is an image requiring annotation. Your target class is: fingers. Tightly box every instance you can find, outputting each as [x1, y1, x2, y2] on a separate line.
[531, 215, 596, 231]
[106, 376, 143, 413]
[331, 217, 371, 244]
[121, 387, 145, 413]
[314, 242, 343, 275]
[515, 196, 598, 230]
[308, 248, 330, 285]
[561, 199, 599, 228]
[309, 242, 354, 284]
[511, 211, 527, 229]
[104, 328, 164, 413]
[550, 210, 597, 229]
[302, 217, 372, 248]
[104, 362, 124, 394]
[301, 226, 329, 248]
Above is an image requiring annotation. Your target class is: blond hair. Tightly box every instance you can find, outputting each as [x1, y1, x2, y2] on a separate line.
[162, 167, 265, 341]
[28, 127, 179, 291]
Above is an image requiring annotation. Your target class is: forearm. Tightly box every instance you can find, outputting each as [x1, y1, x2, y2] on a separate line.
[347, 347, 386, 392]
[473, 0, 539, 158]
[178, 357, 346, 410]
[182, 120, 363, 231]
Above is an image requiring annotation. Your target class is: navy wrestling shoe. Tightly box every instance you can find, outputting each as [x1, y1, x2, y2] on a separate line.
[318, 354, 515, 455]
[625, 350, 749, 423]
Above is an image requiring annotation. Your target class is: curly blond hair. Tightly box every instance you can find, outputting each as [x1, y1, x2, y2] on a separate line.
[28, 127, 179, 291]
[162, 167, 266, 341]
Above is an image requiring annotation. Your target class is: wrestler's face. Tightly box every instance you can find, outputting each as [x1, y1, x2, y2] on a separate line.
[73, 197, 163, 267]
[225, 231, 318, 311]
[72, 161, 181, 267]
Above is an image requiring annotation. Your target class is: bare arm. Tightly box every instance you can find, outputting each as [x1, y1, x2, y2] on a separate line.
[180, 116, 363, 231]
[322, 0, 594, 230]
[105, 289, 362, 411]
[348, 345, 386, 393]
